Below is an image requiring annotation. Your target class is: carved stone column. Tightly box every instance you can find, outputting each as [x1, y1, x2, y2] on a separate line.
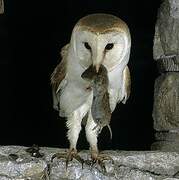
[0, 0, 4, 14]
[151, 0, 179, 151]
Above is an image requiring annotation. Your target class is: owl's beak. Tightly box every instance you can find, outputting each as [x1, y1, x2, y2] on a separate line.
[92, 63, 100, 73]
[92, 56, 102, 73]
[95, 64, 100, 73]
[92, 43, 103, 73]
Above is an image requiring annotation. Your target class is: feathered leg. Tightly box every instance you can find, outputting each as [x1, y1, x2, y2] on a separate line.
[66, 111, 82, 150]
[85, 112, 113, 171]
[52, 110, 84, 169]
[85, 112, 99, 159]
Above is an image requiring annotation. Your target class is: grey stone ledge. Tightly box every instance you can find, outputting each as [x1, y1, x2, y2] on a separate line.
[0, 146, 179, 180]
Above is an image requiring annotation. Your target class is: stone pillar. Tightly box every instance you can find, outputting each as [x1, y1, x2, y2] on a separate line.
[151, 0, 179, 151]
[0, 0, 4, 14]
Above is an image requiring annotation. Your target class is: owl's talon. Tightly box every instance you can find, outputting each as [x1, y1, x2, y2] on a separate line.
[89, 153, 114, 172]
[51, 149, 84, 169]
[84, 159, 93, 166]
[98, 154, 114, 164]
[73, 153, 85, 169]
[98, 160, 106, 172]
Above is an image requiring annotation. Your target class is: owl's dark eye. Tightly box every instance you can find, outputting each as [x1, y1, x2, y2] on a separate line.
[84, 42, 91, 50]
[105, 43, 114, 50]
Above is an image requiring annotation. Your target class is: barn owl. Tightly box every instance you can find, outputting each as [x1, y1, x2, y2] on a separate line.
[51, 13, 131, 168]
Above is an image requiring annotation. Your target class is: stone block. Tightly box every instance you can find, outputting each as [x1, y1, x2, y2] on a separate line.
[153, 0, 179, 60]
[153, 72, 179, 131]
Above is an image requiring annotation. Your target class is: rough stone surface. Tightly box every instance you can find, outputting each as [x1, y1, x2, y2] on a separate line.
[169, 0, 179, 18]
[0, 0, 4, 14]
[152, 72, 179, 131]
[152, 0, 179, 151]
[151, 141, 179, 152]
[155, 131, 179, 142]
[153, 0, 179, 61]
[0, 146, 179, 180]
[157, 56, 179, 72]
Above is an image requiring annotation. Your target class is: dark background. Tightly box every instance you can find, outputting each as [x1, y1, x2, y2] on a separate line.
[0, 0, 161, 150]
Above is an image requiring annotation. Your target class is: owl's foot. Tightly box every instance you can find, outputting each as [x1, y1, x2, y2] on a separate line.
[86, 150, 114, 172]
[51, 148, 84, 169]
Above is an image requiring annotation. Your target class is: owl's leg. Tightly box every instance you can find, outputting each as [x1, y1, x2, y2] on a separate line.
[52, 110, 84, 169]
[66, 110, 84, 167]
[85, 113, 99, 160]
[85, 112, 113, 171]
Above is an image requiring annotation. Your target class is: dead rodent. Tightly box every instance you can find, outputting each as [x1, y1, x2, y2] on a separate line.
[81, 64, 112, 139]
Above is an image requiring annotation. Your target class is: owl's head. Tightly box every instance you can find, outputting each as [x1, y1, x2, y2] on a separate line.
[70, 13, 131, 72]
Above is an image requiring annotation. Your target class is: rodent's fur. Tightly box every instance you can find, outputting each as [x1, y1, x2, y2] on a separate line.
[81, 64, 112, 138]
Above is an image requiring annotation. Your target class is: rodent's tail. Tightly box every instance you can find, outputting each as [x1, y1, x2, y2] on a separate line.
[93, 123, 112, 139]
[107, 125, 112, 139]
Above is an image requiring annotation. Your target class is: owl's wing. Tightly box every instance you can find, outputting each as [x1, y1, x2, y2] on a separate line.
[121, 65, 131, 104]
[51, 44, 69, 110]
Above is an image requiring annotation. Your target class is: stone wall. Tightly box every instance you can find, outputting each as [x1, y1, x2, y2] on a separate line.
[0, 146, 179, 180]
[151, 0, 179, 151]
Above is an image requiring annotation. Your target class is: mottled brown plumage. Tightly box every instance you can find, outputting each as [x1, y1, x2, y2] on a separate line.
[76, 13, 130, 36]
[51, 44, 69, 110]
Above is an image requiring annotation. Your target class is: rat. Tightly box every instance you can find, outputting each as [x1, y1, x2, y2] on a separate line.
[81, 64, 112, 139]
